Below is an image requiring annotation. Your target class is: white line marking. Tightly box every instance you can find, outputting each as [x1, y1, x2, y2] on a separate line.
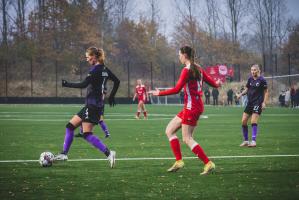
[0, 118, 174, 121]
[1, 154, 298, 163]
[1, 112, 298, 117]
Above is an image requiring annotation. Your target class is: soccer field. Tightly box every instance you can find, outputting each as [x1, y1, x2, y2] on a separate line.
[0, 104, 299, 200]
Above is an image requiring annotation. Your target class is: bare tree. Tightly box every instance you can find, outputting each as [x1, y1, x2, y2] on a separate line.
[205, 0, 219, 40]
[148, 0, 159, 23]
[0, 0, 10, 46]
[112, 0, 131, 25]
[250, 0, 289, 73]
[12, 0, 28, 39]
[148, 0, 159, 47]
[174, 0, 197, 47]
[93, 0, 114, 46]
[226, 0, 247, 43]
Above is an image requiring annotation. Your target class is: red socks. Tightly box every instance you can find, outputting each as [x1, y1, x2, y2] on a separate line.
[169, 137, 210, 164]
[191, 143, 210, 164]
[169, 136, 182, 161]
[143, 111, 147, 117]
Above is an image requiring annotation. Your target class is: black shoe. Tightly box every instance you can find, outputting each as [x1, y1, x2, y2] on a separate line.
[105, 133, 110, 138]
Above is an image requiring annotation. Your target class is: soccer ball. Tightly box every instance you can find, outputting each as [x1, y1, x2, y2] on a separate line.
[39, 152, 54, 167]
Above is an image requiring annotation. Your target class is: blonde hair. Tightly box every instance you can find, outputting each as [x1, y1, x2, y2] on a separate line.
[251, 64, 260, 71]
[86, 47, 105, 64]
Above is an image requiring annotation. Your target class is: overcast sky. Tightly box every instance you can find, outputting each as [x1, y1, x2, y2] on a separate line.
[133, 0, 299, 38]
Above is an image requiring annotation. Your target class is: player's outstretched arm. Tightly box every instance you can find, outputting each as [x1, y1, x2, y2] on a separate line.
[202, 69, 220, 88]
[62, 75, 91, 88]
[156, 69, 188, 96]
[148, 88, 160, 96]
[236, 88, 248, 100]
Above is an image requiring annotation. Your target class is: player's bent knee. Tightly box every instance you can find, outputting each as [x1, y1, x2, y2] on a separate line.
[165, 130, 171, 137]
[66, 122, 76, 130]
[83, 132, 92, 139]
[241, 119, 248, 125]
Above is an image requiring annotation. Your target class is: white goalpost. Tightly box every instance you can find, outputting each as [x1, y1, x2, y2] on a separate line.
[263, 73, 299, 106]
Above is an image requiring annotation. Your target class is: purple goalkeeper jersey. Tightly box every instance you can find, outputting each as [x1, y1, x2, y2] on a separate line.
[246, 76, 267, 106]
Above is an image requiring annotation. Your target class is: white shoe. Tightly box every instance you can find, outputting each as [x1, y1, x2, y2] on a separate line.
[54, 153, 68, 161]
[107, 151, 116, 168]
[239, 141, 249, 147]
[248, 141, 256, 147]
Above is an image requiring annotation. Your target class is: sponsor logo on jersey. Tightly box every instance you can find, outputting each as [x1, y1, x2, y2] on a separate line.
[102, 72, 108, 77]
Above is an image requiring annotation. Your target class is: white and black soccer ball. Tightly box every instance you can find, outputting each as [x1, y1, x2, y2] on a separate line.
[39, 152, 54, 167]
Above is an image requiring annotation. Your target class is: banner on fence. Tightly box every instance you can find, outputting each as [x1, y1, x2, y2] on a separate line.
[205, 65, 234, 83]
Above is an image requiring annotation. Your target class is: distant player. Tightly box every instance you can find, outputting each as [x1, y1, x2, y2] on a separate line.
[133, 79, 149, 119]
[149, 46, 220, 175]
[55, 47, 120, 168]
[236, 64, 268, 147]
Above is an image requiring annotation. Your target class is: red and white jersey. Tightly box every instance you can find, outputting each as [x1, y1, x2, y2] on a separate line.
[135, 84, 147, 101]
[159, 64, 219, 111]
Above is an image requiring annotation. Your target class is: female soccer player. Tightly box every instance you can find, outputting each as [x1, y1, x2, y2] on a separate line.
[149, 46, 220, 175]
[55, 47, 120, 168]
[237, 64, 268, 147]
[133, 79, 149, 119]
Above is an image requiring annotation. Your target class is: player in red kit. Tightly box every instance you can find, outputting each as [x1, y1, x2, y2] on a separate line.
[133, 79, 149, 119]
[149, 46, 220, 175]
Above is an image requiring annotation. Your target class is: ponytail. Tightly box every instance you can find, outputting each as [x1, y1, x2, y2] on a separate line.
[97, 48, 105, 64]
[86, 47, 105, 64]
[180, 46, 201, 80]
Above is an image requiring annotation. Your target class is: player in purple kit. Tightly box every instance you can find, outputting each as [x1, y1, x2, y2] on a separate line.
[54, 47, 120, 168]
[236, 64, 268, 147]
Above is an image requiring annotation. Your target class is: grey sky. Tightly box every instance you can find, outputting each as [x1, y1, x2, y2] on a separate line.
[133, 0, 299, 38]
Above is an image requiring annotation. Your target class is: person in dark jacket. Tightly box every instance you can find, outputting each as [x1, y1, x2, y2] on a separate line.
[212, 88, 219, 105]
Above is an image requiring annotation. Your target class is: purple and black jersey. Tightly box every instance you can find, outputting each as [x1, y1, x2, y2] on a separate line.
[246, 76, 267, 106]
[63, 64, 120, 108]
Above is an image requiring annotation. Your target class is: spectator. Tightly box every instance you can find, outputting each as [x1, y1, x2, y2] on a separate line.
[279, 91, 285, 107]
[212, 88, 219, 106]
[227, 88, 234, 105]
[285, 88, 290, 107]
[204, 88, 211, 105]
[290, 86, 296, 108]
[295, 88, 299, 107]
[234, 92, 240, 106]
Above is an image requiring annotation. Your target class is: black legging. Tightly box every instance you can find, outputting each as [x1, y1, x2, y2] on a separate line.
[213, 97, 218, 105]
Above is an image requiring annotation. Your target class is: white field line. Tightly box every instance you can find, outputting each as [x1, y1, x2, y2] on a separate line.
[1, 112, 299, 121]
[0, 118, 174, 122]
[0, 154, 298, 163]
[0, 112, 175, 117]
[0, 111, 299, 117]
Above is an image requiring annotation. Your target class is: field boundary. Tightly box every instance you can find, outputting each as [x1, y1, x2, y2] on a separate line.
[1, 154, 298, 163]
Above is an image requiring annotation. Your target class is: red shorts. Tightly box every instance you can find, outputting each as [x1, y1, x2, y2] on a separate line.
[138, 97, 146, 103]
[177, 108, 202, 126]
